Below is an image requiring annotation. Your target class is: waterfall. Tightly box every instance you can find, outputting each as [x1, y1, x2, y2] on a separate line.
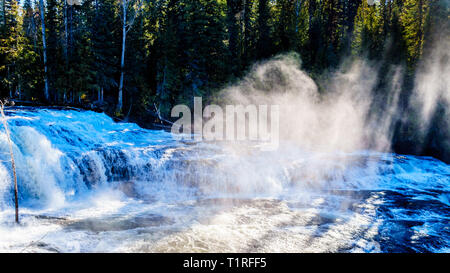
[0, 107, 447, 252]
[0, 108, 182, 208]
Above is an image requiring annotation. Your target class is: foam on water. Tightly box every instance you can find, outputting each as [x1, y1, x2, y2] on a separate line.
[0, 108, 448, 253]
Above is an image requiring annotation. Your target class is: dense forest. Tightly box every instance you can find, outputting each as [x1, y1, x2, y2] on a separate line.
[0, 0, 449, 160]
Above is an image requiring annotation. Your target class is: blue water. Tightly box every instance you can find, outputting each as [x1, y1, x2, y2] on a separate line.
[0, 108, 448, 252]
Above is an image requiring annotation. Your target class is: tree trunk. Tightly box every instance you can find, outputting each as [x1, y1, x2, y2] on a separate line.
[18, 75, 21, 99]
[417, 0, 424, 58]
[38, 0, 50, 101]
[295, 0, 301, 33]
[7, 66, 11, 98]
[64, 0, 68, 61]
[2, 0, 6, 26]
[226, 0, 240, 76]
[242, 0, 251, 66]
[30, 12, 38, 53]
[117, 0, 127, 113]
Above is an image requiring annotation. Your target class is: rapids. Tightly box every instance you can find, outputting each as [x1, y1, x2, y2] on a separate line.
[0, 108, 448, 252]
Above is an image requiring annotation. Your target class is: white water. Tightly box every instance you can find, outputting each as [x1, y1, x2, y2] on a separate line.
[0, 108, 448, 253]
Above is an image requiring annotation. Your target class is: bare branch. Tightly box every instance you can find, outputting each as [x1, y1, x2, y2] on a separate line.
[0, 101, 19, 223]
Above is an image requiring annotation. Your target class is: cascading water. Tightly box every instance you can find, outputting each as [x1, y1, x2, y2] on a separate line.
[0, 51, 449, 252]
[0, 107, 448, 253]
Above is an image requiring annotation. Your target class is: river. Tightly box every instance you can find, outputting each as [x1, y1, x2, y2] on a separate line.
[0, 108, 448, 252]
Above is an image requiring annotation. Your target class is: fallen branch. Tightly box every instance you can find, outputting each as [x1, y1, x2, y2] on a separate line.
[0, 101, 19, 223]
[152, 103, 178, 127]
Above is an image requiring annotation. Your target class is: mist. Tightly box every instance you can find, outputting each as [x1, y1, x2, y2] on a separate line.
[216, 37, 449, 164]
[409, 37, 450, 162]
[219, 54, 394, 154]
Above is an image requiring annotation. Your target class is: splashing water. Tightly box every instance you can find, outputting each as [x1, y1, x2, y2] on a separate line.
[0, 55, 448, 253]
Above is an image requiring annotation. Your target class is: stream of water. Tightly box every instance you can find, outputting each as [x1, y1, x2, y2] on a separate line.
[0, 108, 448, 252]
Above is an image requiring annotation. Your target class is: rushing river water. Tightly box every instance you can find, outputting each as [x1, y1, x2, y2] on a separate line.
[0, 108, 448, 252]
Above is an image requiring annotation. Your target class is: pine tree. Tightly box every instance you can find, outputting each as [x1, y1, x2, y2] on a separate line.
[89, 0, 119, 104]
[240, 0, 254, 67]
[400, 0, 430, 66]
[155, 0, 185, 115]
[0, 0, 445, 128]
[320, 0, 345, 67]
[255, 0, 272, 59]
[0, 0, 19, 98]
[183, 0, 228, 101]
[381, 0, 407, 65]
[38, 0, 49, 100]
[16, 0, 42, 99]
[337, 0, 361, 58]
[274, 0, 297, 52]
[226, 0, 241, 76]
[352, 0, 383, 60]
[68, 1, 96, 104]
[124, 0, 148, 118]
[117, 0, 142, 114]
[304, 0, 322, 69]
[45, 0, 61, 100]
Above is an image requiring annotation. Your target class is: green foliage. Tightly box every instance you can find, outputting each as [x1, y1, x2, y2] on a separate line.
[0, 0, 447, 122]
[352, 0, 383, 59]
[0, 0, 20, 97]
[400, 0, 429, 66]
[89, 0, 119, 97]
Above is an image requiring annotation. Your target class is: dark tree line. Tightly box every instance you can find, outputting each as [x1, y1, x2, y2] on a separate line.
[0, 0, 448, 122]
